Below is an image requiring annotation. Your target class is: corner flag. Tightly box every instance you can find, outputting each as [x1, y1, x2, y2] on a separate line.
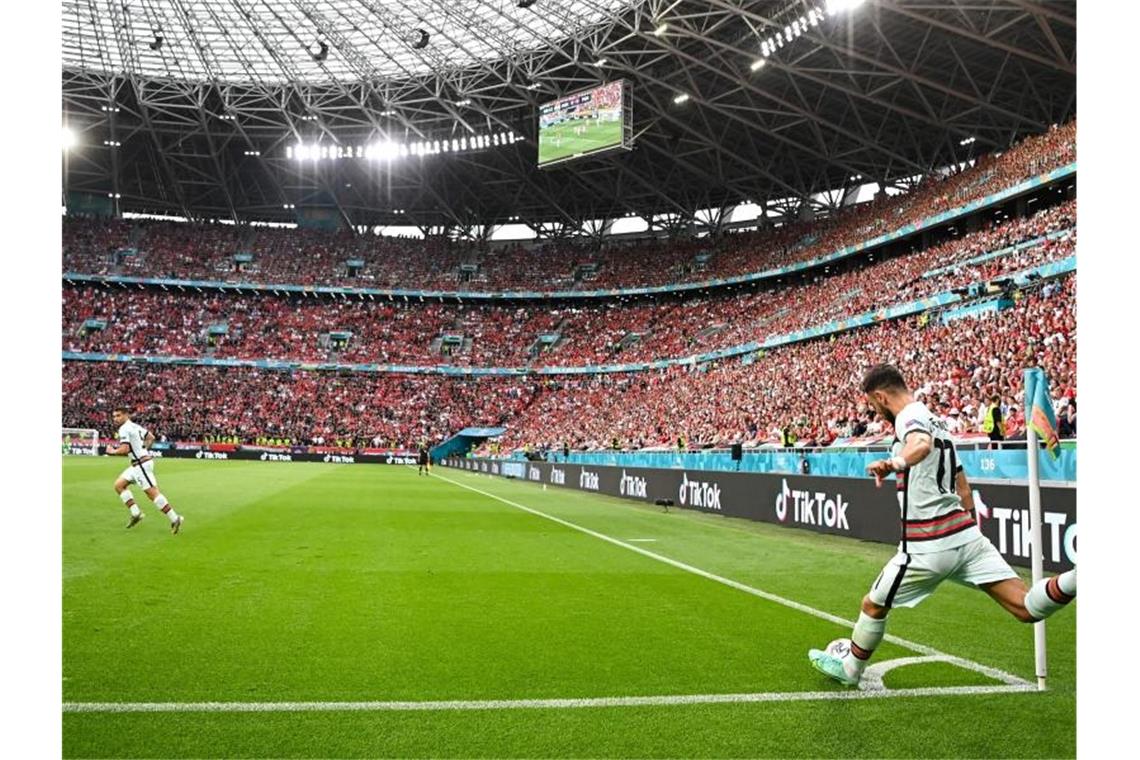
[1023, 367, 1057, 691]
[1024, 368, 1060, 458]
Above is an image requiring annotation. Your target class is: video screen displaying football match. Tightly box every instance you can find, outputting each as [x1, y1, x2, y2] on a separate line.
[537, 80, 627, 167]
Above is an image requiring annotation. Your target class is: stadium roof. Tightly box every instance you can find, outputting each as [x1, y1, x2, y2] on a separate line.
[62, 0, 1076, 234]
[62, 1, 631, 84]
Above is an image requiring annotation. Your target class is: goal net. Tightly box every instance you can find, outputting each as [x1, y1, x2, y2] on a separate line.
[62, 428, 100, 456]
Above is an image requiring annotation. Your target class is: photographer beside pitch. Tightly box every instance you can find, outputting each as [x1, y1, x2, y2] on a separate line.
[808, 364, 1075, 687]
[105, 406, 184, 534]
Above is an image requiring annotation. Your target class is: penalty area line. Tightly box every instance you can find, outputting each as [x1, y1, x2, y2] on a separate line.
[63, 684, 1037, 714]
[432, 470, 1032, 689]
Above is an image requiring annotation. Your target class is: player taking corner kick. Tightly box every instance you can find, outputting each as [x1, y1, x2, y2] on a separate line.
[106, 407, 184, 534]
[808, 364, 1075, 687]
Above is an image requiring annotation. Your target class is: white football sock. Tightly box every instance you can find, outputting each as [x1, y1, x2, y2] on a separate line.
[845, 612, 888, 678]
[1058, 568, 1076, 596]
[153, 494, 180, 523]
[1024, 570, 1075, 620]
[119, 489, 141, 517]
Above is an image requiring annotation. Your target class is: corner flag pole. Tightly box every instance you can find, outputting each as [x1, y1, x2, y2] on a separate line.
[1025, 374, 1048, 691]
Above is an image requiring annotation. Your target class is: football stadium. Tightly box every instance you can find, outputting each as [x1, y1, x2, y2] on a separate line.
[59, 1, 1081, 757]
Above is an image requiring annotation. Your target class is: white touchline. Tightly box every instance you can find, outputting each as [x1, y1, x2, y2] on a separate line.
[627, 538, 657, 543]
[434, 471, 1032, 688]
[63, 684, 1036, 714]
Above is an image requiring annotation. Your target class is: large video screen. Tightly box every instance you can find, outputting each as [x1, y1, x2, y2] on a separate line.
[538, 80, 630, 168]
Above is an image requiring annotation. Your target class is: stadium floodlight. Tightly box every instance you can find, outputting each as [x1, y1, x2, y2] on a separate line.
[310, 40, 329, 62]
[654, 23, 668, 37]
[62, 126, 77, 150]
[517, 0, 537, 7]
[149, 34, 164, 52]
[376, 141, 399, 161]
[750, 59, 766, 72]
[673, 93, 690, 104]
[412, 29, 430, 49]
[960, 136, 977, 145]
[455, 99, 472, 107]
[827, 0, 866, 12]
[594, 58, 608, 67]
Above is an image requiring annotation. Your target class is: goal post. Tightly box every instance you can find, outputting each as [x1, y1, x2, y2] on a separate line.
[62, 428, 100, 456]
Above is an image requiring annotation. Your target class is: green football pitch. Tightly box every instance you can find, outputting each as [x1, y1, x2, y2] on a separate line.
[63, 458, 1075, 758]
[539, 120, 624, 165]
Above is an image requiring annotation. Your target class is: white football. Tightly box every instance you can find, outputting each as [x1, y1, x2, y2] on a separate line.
[826, 637, 852, 658]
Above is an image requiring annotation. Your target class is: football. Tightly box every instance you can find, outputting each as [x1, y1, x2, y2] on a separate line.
[826, 637, 853, 658]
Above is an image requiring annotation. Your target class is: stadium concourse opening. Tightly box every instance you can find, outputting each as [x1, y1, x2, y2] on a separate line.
[61, 0, 1077, 757]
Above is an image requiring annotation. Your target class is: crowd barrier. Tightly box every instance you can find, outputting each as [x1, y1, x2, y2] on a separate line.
[93, 444, 418, 466]
[444, 457, 1076, 572]
[547, 446, 1076, 483]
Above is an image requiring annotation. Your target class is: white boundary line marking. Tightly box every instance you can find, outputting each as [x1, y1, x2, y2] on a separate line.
[434, 470, 1031, 688]
[627, 538, 657, 543]
[859, 655, 953, 692]
[63, 684, 1035, 714]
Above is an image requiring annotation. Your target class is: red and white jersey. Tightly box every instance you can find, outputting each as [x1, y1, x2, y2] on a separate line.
[117, 420, 151, 463]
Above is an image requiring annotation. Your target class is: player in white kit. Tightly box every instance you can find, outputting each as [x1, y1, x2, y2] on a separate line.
[107, 407, 184, 534]
[808, 364, 1075, 686]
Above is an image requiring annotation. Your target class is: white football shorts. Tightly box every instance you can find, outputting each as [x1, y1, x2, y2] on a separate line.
[868, 535, 1018, 609]
[119, 460, 158, 490]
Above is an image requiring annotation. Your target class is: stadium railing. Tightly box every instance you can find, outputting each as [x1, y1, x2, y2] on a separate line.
[540, 442, 1076, 484]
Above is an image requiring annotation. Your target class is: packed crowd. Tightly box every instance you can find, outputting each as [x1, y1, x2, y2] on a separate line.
[62, 123, 1075, 292]
[62, 363, 534, 449]
[63, 274, 1075, 449]
[497, 276, 1075, 451]
[62, 198, 1075, 368]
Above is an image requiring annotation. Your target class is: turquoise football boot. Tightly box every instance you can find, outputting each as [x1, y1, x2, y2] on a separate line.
[808, 648, 860, 687]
